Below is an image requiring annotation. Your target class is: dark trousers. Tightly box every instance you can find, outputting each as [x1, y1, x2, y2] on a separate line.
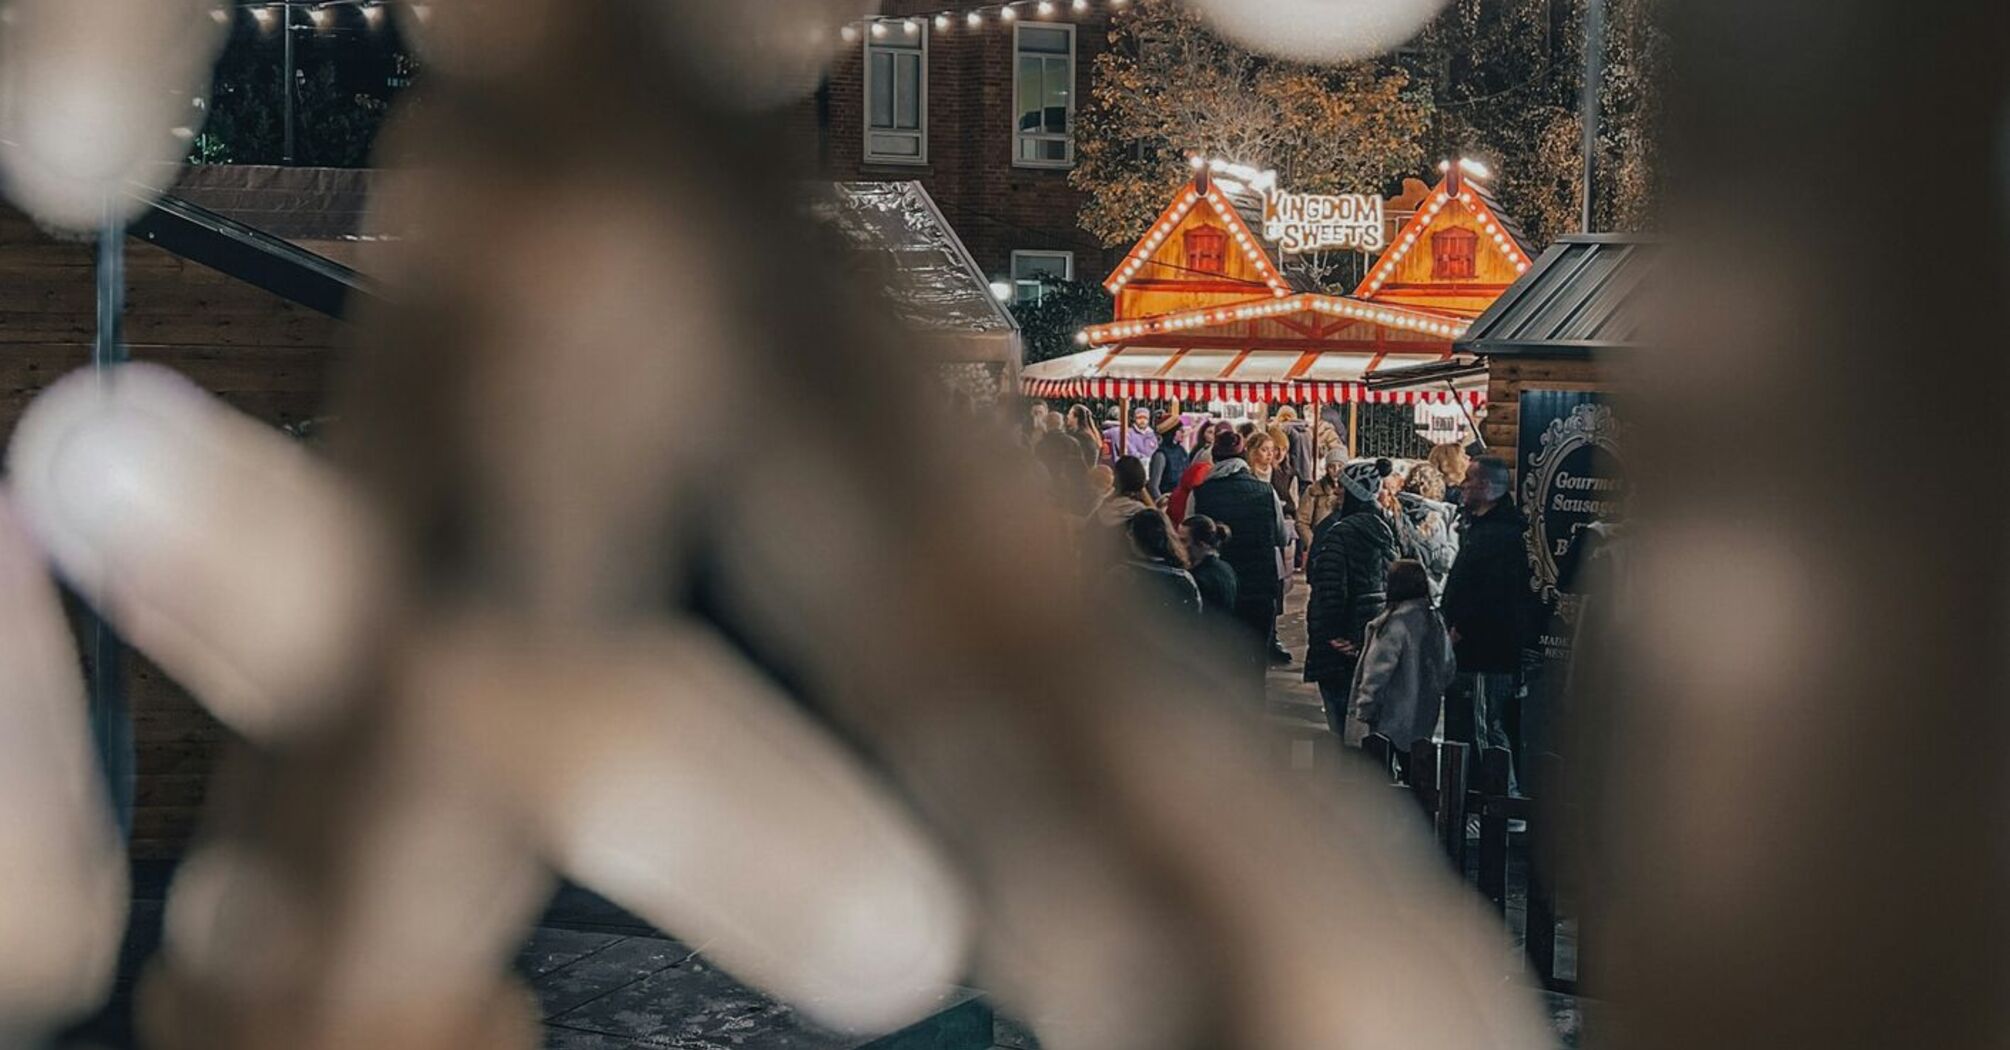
[1230, 596, 1275, 698]
[1445, 671, 1519, 794]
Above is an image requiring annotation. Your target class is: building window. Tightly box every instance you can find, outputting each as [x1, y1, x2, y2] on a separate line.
[865, 26, 926, 164]
[1013, 24, 1075, 168]
[1431, 226, 1478, 280]
[1183, 224, 1227, 274]
[1011, 250, 1074, 303]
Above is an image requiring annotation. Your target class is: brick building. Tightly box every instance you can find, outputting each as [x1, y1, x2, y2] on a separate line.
[794, 0, 1125, 305]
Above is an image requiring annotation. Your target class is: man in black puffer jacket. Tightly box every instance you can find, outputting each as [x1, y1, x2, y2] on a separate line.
[1303, 458, 1397, 736]
[1189, 431, 1284, 692]
[1440, 456, 1540, 792]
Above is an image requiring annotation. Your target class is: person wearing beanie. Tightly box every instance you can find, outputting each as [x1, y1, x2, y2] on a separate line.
[1303, 455, 1398, 738]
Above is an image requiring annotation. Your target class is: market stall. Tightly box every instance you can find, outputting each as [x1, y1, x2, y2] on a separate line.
[1027, 160, 1532, 455]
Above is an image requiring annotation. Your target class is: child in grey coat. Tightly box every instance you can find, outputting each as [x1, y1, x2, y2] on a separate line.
[1349, 560, 1458, 751]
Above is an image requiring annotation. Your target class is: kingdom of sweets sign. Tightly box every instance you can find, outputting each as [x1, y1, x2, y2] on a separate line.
[1261, 190, 1385, 255]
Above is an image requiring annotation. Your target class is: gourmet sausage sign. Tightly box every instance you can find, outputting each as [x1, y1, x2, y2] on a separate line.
[1261, 191, 1385, 254]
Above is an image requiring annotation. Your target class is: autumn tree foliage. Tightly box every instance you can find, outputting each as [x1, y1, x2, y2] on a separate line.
[1073, 0, 1667, 256]
[1423, 0, 1666, 245]
[1070, 5, 1432, 254]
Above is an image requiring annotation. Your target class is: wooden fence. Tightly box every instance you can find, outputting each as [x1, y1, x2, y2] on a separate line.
[1360, 735, 1577, 994]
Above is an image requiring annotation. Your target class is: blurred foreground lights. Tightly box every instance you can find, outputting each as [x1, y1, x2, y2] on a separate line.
[1186, 0, 1451, 62]
[989, 280, 1013, 302]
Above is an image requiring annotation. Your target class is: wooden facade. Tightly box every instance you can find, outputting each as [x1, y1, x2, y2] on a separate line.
[0, 199, 349, 859]
[1480, 356, 1603, 456]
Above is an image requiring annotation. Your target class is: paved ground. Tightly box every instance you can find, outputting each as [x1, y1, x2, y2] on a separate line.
[61, 879, 987, 1050]
[60, 582, 1587, 1049]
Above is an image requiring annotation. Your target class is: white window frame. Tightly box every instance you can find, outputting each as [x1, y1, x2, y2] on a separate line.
[863, 24, 928, 166]
[1011, 22, 1076, 170]
[1011, 249, 1075, 303]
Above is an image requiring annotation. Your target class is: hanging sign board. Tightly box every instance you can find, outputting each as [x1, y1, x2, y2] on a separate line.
[1412, 401, 1470, 445]
[1262, 191, 1385, 255]
[1518, 390, 1626, 668]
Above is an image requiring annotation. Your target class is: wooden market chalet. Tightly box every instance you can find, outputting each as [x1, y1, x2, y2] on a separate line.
[1022, 162, 1535, 442]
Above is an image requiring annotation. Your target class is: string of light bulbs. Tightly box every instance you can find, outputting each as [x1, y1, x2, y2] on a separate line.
[840, 0, 1130, 43]
[229, 0, 405, 31]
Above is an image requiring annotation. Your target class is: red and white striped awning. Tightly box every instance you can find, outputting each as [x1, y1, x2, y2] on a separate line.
[1021, 348, 1485, 406]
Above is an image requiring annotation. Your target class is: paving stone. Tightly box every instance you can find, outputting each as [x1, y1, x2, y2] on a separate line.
[519, 927, 628, 980]
[546, 955, 842, 1049]
[530, 935, 691, 1018]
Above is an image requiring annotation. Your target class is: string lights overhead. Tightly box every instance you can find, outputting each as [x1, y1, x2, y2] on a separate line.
[839, 0, 1132, 44]
[229, 0, 391, 33]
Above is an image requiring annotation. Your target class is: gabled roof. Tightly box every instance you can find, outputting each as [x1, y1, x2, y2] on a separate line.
[1103, 174, 1292, 300]
[1455, 234, 1659, 357]
[1354, 170, 1535, 301]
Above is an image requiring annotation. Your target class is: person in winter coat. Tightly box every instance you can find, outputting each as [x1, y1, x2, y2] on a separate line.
[1243, 430, 1297, 665]
[1188, 431, 1285, 687]
[1179, 515, 1239, 620]
[1440, 456, 1538, 793]
[1064, 404, 1104, 467]
[1273, 406, 1316, 487]
[1295, 451, 1345, 554]
[1303, 458, 1398, 734]
[1393, 462, 1459, 598]
[1428, 441, 1471, 510]
[1102, 406, 1158, 465]
[1090, 455, 1154, 529]
[1035, 430, 1097, 516]
[1350, 560, 1457, 756]
[1265, 424, 1300, 514]
[1107, 508, 1201, 619]
[1167, 420, 1232, 524]
[1149, 407, 1193, 502]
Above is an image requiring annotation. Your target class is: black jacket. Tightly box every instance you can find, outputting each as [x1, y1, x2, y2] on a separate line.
[1303, 497, 1396, 683]
[1107, 560, 1202, 620]
[1190, 459, 1284, 609]
[1440, 500, 1539, 673]
[1189, 552, 1239, 618]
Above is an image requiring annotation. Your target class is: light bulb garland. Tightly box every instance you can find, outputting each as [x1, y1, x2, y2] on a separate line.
[228, 1, 395, 32]
[844, 0, 1135, 40]
[1079, 293, 1470, 347]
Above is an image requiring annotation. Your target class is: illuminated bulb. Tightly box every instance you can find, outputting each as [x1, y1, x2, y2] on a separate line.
[361, 1, 384, 23]
[904, 18, 919, 34]
[935, 13, 950, 29]
[251, 5, 276, 24]
[1075, 331, 1089, 345]
[209, 6, 230, 23]
[1001, 3, 1017, 19]
[870, 19, 887, 36]
[307, 6, 331, 27]
[1073, 0, 1088, 9]
[840, 22, 860, 41]
[967, 9, 982, 25]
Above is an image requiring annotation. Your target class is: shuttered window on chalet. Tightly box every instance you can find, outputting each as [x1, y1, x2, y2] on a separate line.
[1431, 226, 1478, 280]
[1183, 224, 1226, 274]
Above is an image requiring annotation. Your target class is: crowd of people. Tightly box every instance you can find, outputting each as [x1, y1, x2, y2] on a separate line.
[1023, 398, 1540, 786]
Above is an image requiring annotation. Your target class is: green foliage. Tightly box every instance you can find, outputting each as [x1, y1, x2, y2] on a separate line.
[195, 40, 409, 167]
[1010, 281, 1115, 365]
